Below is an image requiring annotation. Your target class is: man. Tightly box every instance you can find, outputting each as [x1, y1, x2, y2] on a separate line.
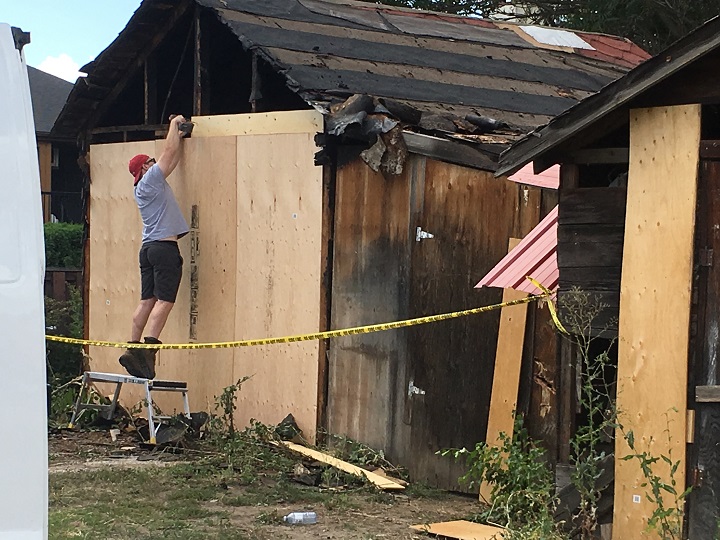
[119, 114, 190, 379]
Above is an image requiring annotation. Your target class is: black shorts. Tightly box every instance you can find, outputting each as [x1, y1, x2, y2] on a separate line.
[139, 240, 183, 302]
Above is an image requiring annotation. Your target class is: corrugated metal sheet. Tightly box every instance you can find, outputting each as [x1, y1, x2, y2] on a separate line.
[508, 162, 559, 189]
[53, 0, 648, 138]
[476, 205, 558, 295]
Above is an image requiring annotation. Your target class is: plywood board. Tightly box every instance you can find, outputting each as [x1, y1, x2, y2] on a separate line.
[88, 112, 323, 429]
[480, 238, 528, 502]
[191, 110, 323, 137]
[410, 520, 505, 539]
[278, 441, 405, 490]
[613, 105, 700, 540]
[234, 131, 323, 443]
[88, 137, 237, 414]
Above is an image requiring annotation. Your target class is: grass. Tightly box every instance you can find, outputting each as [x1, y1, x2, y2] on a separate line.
[49, 454, 399, 539]
[49, 418, 471, 539]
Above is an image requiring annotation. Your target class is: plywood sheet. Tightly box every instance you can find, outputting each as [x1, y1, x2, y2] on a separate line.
[480, 238, 527, 502]
[191, 110, 322, 137]
[613, 105, 700, 539]
[410, 520, 505, 539]
[88, 137, 237, 414]
[234, 132, 323, 442]
[88, 112, 323, 430]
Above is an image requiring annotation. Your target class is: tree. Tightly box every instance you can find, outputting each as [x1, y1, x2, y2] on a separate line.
[359, 0, 717, 54]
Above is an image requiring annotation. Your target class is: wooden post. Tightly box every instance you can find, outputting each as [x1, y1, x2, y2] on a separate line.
[250, 51, 263, 113]
[38, 142, 52, 222]
[193, 5, 202, 116]
[143, 57, 157, 124]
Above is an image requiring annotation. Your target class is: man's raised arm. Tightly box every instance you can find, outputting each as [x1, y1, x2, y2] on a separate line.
[157, 114, 187, 179]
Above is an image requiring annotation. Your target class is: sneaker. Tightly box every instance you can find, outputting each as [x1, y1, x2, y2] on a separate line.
[141, 337, 161, 379]
[119, 342, 148, 378]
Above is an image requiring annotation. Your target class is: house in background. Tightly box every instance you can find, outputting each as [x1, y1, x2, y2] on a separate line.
[28, 66, 83, 223]
[52, 0, 649, 489]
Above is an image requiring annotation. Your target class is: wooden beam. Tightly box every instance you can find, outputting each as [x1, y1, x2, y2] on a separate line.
[316, 161, 336, 438]
[143, 57, 157, 124]
[567, 147, 629, 165]
[250, 50, 263, 113]
[193, 4, 202, 116]
[277, 441, 406, 490]
[190, 110, 323, 137]
[410, 520, 506, 539]
[559, 163, 579, 190]
[402, 131, 497, 172]
[700, 140, 720, 159]
[85, 0, 193, 132]
[696, 385, 720, 402]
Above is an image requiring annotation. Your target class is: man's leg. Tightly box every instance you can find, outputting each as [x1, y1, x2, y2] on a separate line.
[131, 298, 157, 342]
[144, 300, 175, 339]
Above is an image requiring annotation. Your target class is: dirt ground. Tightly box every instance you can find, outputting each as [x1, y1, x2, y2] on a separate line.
[49, 428, 482, 540]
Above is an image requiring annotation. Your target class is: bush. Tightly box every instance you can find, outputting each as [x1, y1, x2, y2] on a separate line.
[44, 222, 83, 268]
[46, 285, 83, 384]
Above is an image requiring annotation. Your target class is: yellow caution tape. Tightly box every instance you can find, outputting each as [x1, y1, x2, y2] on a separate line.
[46, 291, 549, 350]
[526, 277, 569, 335]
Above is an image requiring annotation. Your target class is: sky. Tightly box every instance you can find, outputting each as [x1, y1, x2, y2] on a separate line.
[2, 1, 142, 82]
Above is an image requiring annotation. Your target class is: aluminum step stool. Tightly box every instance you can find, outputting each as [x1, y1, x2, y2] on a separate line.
[68, 371, 191, 444]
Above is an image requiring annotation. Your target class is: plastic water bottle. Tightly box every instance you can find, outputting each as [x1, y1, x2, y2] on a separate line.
[283, 511, 317, 525]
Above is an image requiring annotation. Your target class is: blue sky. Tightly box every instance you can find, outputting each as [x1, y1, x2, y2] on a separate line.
[2, 1, 142, 81]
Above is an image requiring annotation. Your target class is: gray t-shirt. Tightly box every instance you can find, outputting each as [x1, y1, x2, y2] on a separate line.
[134, 163, 189, 243]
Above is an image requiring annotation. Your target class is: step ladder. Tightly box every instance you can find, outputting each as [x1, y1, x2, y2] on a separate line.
[68, 371, 191, 444]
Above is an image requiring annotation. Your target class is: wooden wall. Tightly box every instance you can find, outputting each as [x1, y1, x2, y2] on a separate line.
[557, 187, 626, 336]
[327, 153, 547, 489]
[87, 111, 323, 440]
[38, 142, 52, 222]
[613, 105, 700, 540]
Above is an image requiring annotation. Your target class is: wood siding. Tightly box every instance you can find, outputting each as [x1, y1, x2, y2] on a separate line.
[688, 157, 720, 539]
[327, 154, 545, 489]
[557, 187, 626, 336]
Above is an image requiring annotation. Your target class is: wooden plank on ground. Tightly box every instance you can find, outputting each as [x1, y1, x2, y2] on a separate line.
[278, 441, 406, 490]
[410, 520, 505, 539]
[613, 104, 700, 540]
[480, 238, 528, 502]
[191, 110, 322, 137]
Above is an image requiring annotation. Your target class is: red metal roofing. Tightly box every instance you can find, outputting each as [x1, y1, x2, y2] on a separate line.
[476, 205, 558, 295]
[576, 33, 651, 68]
[507, 162, 559, 189]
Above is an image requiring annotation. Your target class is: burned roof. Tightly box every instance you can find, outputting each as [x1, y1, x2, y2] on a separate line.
[27, 66, 73, 136]
[497, 15, 720, 177]
[53, 0, 649, 150]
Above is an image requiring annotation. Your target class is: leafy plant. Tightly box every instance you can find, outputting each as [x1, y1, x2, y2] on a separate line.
[211, 376, 252, 437]
[559, 288, 618, 538]
[44, 222, 83, 268]
[45, 285, 84, 385]
[621, 412, 691, 540]
[440, 415, 560, 534]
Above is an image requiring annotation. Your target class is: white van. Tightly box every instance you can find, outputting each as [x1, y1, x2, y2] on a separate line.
[0, 23, 49, 540]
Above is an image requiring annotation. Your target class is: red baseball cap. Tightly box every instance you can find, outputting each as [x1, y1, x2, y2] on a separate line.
[129, 154, 150, 185]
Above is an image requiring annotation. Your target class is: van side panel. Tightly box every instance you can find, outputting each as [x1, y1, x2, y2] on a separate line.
[0, 23, 49, 540]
